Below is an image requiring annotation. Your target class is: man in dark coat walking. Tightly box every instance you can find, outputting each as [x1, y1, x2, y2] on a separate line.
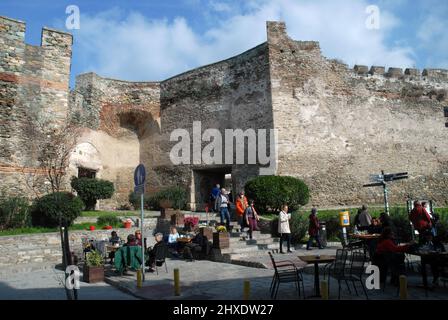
[307, 208, 324, 250]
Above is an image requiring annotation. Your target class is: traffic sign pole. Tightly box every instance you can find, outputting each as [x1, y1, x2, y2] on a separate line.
[134, 164, 147, 283]
[141, 190, 145, 282]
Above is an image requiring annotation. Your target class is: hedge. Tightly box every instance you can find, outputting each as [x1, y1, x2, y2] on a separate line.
[244, 176, 309, 214]
[0, 197, 31, 230]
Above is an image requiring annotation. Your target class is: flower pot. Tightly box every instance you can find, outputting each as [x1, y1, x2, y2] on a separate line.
[213, 232, 230, 249]
[83, 265, 104, 283]
[89, 225, 95, 231]
[123, 221, 132, 229]
[103, 225, 112, 230]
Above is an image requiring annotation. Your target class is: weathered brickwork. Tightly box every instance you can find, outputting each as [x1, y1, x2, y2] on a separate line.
[0, 16, 72, 196]
[1, 16, 447, 209]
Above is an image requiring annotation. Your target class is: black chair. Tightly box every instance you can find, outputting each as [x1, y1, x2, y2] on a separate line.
[329, 251, 368, 299]
[323, 249, 349, 297]
[148, 243, 169, 275]
[268, 252, 304, 299]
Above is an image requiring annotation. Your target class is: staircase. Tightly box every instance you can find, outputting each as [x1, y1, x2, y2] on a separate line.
[206, 218, 280, 268]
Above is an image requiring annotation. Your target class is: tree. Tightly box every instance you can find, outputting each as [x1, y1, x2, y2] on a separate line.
[70, 177, 115, 210]
[20, 111, 81, 300]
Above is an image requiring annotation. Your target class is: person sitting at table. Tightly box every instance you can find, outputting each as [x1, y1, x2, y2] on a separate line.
[134, 230, 143, 246]
[368, 218, 383, 234]
[419, 231, 446, 286]
[146, 233, 168, 272]
[373, 227, 413, 286]
[123, 234, 138, 247]
[167, 226, 180, 252]
[182, 230, 212, 261]
[108, 231, 121, 264]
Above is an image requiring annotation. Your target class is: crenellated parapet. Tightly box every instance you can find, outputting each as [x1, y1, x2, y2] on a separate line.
[350, 64, 448, 83]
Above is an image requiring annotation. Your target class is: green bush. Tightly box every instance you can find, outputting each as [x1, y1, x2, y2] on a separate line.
[31, 192, 84, 228]
[144, 187, 188, 210]
[71, 177, 115, 210]
[97, 214, 122, 228]
[244, 176, 309, 214]
[0, 197, 31, 230]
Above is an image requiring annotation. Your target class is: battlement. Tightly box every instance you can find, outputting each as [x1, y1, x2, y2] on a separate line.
[351, 64, 448, 82]
[0, 16, 25, 43]
[0, 16, 72, 50]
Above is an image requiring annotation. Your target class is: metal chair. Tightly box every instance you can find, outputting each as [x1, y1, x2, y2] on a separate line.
[149, 243, 169, 275]
[323, 249, 349, 297]
[268, 252, 305, 299]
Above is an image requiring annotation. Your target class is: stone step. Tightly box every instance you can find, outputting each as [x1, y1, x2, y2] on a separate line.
[221, 243, 279, 255]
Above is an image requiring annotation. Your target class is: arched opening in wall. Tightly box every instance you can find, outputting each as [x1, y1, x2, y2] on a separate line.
[192, 166, 233, 211]
[118, 110, 154, 139]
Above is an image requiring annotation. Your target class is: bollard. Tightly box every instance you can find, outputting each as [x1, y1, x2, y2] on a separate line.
[399, 275, 408, 299]
[137, 269, 142, 288]
[243, 280, 250, 300]
[320, 280, 329, 300]
[174, 268, 180, 296]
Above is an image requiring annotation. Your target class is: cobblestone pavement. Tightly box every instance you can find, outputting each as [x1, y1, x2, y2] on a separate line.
[104, 250, 448, 300]
[0, 267, 138, 300]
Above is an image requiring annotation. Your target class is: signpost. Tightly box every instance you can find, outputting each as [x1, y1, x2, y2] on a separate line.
[363, 170, 408, 215]
[134, 164, 146, 282]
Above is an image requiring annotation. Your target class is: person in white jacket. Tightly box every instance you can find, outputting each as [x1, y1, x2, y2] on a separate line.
[278, 204, 292, 253]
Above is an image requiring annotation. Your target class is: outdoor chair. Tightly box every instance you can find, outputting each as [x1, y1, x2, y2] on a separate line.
[148, 243, 169, 275]
[323, 249, 349, 297]
[329, 251, 368, 299]
[268, 252, 305, 299]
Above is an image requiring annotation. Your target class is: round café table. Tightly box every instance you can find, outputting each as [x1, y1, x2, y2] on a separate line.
[298, 255, 336, 298]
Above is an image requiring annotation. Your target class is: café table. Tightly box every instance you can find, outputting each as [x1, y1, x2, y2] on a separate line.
[298, 254, 336, 298]
[409, 250, 448, 295]
[349, 233, 381, 240]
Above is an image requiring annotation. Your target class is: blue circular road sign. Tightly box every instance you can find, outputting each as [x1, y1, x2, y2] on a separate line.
[134, 164, 146, 186]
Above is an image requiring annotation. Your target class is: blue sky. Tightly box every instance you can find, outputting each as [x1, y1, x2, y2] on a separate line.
[1, 0, 447, 88]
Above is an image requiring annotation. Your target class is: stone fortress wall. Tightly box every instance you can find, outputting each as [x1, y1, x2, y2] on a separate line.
[1, 15, 447, 209]
[0, 16, 72, 195]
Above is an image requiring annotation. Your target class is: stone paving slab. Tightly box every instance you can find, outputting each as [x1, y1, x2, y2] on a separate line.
[104, 257, 448, 300]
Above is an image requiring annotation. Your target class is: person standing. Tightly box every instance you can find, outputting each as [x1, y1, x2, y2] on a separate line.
[307, 208, 323, 250]
[422, 201, 437, 237]
[358, 205, 372, 231]
[210, 184, 221, 212]
[278, 204, 292, 253]
[410, 201, 432, 243]
[215, 188, 231, 230]
[244, 200, 260, 240]
[235, 191, 248, 227]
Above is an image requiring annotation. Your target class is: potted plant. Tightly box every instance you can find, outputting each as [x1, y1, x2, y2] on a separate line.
[213, 225, 230, 249]
[83, 250, 104, 283]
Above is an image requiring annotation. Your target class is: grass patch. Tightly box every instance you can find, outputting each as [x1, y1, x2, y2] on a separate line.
[0, 222, 122, 237]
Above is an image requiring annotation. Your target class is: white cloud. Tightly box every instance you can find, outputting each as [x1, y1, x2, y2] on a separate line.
[72, 0, 417, 82]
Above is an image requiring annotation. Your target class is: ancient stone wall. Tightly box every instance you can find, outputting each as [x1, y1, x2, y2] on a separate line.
[0, 16, 72, 196]
[267, 21, 448, 207]
[69, 73, 161, 208]
[158, 43, 273, 209]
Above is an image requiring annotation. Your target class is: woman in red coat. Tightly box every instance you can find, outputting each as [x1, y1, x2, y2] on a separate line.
[306, 208, 323, 250]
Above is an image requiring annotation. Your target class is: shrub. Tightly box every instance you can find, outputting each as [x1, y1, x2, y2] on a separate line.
[145, 187, 188, 210]
[31, 192, 84, 228]
[71, 177, 115, 210]
[86, 250, 104, 267]
[244, 176, 309, 214]
[0, 197, 31, 230]
[97, 214, 122, 228]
